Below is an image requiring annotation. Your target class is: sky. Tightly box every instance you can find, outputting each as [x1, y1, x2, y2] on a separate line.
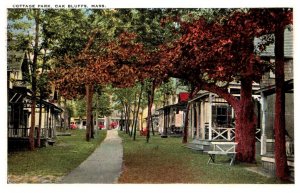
[0, 0, 298, 193]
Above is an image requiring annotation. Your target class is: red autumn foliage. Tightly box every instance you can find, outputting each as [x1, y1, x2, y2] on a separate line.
[50, 32, 149, 98]
[158, 9, 292, 164]
[49, 31, 149, 141]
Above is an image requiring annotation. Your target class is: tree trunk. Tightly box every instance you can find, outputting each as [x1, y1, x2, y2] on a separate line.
[235, 78, 257, 162]
[151, 115, 155, 136]
[37, 48, 48, 148]
[37, 98, 43, 147]
[200, 82, 256, 162]
[120, 110, 124, 131]
[146, 91, 151, 142]
[123, 104, 128, 133]
[90, 114, 94, 139]
[146, 81, 155, 143]
[85, 84, 94, 141]
[63, 99, 69, 131]
[133, 83, 143, 140]
[124, 104, 130, 134]
[127, 104, 132, 134]
[29, 10, 40, 150]
[182, 102, 191, 143]
[29, 82, 35, 148]
[130, 91, 138, 137]
[274, 25, 289, 180]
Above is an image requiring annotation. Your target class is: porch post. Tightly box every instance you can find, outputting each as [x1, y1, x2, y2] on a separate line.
[45, 107, 48, 138]
[163, 108, 167, 135]
[158, 111, 161, 133]
[167, 108, 170, 134]
[49, 108, 52, 138]
[188, 104, 191, 137]
[51, 110, 54, 138]
[196, 102, 200, 139]
[260, 92, 267, 155]
[199, 101, 202, 139]
[191, 103, 194, 138]
[42, 106, 46, 138]
[199, 101, 203, 139]
[208, 93, 212, 140]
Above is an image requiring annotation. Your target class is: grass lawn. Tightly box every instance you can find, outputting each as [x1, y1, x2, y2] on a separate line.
[118, 131, 281, 184]
[7, 129, 107, 183]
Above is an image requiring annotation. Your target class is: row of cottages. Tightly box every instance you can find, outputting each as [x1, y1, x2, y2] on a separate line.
[70, 110, 132, 131]
[154, 80, 261, 141]
[7, 39, 63, 151]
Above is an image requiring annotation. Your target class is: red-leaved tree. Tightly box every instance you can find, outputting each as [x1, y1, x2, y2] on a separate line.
[50, 31, 147, 141]
[250, 8, 293, 180]
[158, 9, 291, 163]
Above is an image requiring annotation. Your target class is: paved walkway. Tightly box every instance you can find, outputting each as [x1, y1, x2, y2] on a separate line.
[60, 129, 123, 183]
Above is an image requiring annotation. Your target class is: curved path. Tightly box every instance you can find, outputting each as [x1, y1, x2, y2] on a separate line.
[60, 129, 123, 183]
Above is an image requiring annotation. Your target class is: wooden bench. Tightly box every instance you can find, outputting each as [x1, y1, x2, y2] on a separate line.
[206, 141, 238, 166]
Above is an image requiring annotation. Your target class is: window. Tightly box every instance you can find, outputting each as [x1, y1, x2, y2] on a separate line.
[212, 105, 233, 127]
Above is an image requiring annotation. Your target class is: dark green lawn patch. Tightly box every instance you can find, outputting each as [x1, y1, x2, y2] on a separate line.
[118, 132, 280, 184]
[8, 129, 106, 181]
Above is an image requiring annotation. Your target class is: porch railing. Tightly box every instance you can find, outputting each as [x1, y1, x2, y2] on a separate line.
[8, 128, 54, 139]
[211, 127, 235, 141]
[205, 126, 261, 142]
[265, 138, 294, 157]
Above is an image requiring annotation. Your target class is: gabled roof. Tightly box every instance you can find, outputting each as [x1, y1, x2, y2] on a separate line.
[188, 92, 210, 103]
[156, 101, 187, 111]
[8, 88, 63, 112]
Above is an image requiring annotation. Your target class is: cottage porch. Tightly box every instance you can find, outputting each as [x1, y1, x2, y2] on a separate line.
[8, 88, 63, 151]
[157, 102, 187, 137]
[256, 79, 294, 180]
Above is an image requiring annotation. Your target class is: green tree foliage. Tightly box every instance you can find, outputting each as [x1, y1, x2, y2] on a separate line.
[154, 78, 177, 107]
[8, 9, 43, 150]
[74, 99, 86, 119]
